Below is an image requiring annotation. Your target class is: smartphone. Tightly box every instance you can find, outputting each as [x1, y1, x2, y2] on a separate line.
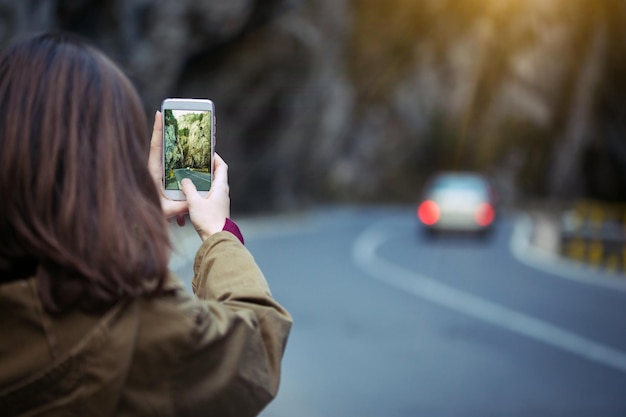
[161, 98, 215, 200]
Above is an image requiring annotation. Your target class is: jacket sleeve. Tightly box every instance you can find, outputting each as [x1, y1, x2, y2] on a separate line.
[171, 231, 292, 417]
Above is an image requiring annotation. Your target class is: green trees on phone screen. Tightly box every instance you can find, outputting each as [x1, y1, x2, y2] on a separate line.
[164, 110, 212, 173]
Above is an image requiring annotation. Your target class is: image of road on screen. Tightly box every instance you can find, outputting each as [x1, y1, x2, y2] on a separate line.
[163, 109, 213, 191]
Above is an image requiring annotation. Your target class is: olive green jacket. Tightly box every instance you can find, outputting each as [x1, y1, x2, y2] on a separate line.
[0, 232, 292, 417]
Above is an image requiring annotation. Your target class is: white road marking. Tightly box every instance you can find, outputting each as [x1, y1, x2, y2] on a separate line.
[510, 214, 626, 292]
[352, 220, 626, 373]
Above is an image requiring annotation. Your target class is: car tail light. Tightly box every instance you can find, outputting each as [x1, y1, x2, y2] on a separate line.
[417, 200, 440, 225]
[475, 203, 495, 226]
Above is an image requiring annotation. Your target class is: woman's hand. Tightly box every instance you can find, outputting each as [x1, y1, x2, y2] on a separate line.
[148, 111, 188, 225]
[181, 153, 231, 241]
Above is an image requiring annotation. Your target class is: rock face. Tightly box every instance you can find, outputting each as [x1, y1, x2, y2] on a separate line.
[180, 112, 212, 169]
[164, 110, 212, 171]
[2, 0, 624, 211]
[163, 110, 183, 171]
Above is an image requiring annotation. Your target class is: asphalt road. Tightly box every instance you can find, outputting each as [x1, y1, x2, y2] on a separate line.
[169, 205, 626, 417]
[169, 168, 211, 190]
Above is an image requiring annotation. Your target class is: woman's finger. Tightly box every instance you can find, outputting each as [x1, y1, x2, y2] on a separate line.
[147, 110, 190, 221]
[162, 199, 188, 218]
[148, 111, 163, 183]
[211, 153, 228, 188]
[181, 178, 201, 203]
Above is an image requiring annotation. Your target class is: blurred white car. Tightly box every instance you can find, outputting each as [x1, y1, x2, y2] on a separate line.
[417, 172, 497, 234]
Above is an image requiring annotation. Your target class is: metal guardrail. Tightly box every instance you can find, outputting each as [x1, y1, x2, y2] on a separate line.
[559, 200, 626, 274]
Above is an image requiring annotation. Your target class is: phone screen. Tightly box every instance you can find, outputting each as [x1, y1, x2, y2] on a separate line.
[163, 108, 213, 192]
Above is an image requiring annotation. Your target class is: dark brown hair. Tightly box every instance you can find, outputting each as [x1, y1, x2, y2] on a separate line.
[0, 32, 170, 312]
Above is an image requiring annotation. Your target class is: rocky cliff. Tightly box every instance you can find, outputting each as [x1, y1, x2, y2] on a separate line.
[179, 112, 212, 169]
[163, 109, 183, 171]
[2, 0, 624, 211]
[164, 110, 212, 171]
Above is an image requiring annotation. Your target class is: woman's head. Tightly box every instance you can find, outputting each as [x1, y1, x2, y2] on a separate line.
[0, 32, 170, 312]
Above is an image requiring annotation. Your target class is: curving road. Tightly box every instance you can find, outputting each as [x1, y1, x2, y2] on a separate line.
[169, 205, 626, 417]
[169, 168, 211, 190]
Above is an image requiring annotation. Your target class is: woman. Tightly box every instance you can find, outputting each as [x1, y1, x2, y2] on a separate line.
[0, 32, 291, 416]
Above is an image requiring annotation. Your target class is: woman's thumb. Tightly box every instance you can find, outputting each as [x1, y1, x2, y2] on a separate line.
[181, 178, 198, 201]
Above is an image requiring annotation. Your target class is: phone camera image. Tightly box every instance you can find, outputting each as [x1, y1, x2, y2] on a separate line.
[163, 108, 213, 192]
